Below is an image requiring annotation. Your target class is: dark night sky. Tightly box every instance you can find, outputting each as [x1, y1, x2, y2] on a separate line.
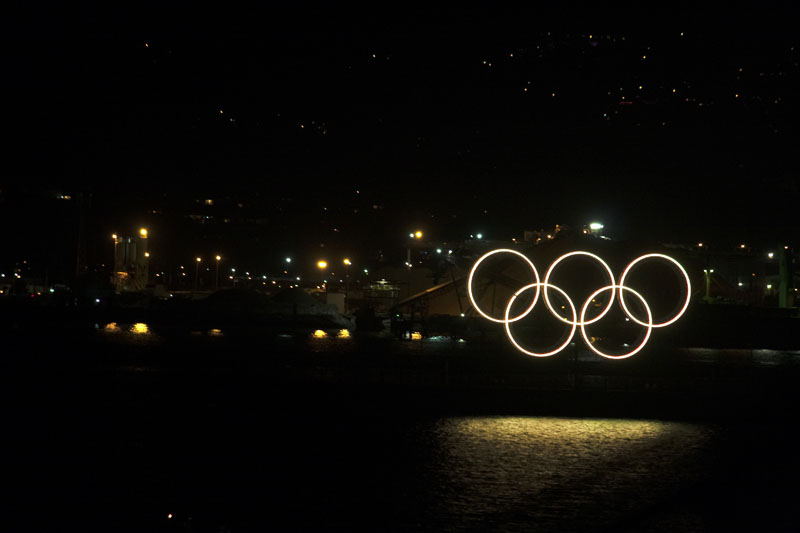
[5, 3, 800, 266]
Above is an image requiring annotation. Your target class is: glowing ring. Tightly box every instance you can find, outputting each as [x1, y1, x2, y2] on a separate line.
[543, 251, 616, 326]
[505, 282, 577, 357]
[618, 253, 692, 328]
[467, 248, 540, 323]
[580, 285, 653, 360]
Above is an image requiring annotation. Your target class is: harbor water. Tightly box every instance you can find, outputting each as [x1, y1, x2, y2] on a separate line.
[2, 321, 799, 531]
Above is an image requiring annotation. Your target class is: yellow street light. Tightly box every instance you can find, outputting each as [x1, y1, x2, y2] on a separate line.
[317, 260, 328, 270]
[144, 252, 150, 258]
[140, 228, 148, 238]
[111, 234, 118, 240]
[216, 255, 221, 261]
[194, 257, 202, 290]
[414, 231, 423, 239]
[343, 258, 352, 266]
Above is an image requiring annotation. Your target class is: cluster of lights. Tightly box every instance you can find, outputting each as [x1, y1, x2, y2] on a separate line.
[311, 329, 352, 339]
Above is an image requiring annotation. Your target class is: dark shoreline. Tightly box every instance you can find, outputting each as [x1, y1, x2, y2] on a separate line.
[4, 321, 799, 425]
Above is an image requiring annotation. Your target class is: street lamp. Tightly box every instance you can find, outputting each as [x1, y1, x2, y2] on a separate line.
[139, 228, 148, 238]
[195, 257, 202, 290]
[317, 260, 328, 299]
[343, 258, 352, 312]
[111, 233, 118, 266]
[703, 268, 714, 302]
[215, 255, 221, 290]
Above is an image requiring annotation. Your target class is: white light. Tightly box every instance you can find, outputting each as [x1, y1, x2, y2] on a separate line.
[95, 298, 101, 303]
[436, 248, 442, 253]
[589, 222, 604, 230]
[738, 282, 744, 287]
[767, 284, 772, 290]
[476, 233, 483, 239]
[286, 257, 291, 263]
[768, 252, 774, 259]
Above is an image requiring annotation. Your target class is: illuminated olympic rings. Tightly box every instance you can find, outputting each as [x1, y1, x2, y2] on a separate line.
[468, 249, 691, 359]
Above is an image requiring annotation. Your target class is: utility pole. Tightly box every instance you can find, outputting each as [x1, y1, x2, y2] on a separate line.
[778, 247, 791, 308]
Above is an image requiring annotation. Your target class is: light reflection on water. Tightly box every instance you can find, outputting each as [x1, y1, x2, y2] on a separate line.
[419, 417, 715, 531]
[99, 322, 158, 342]
[129, 323, 149, 335]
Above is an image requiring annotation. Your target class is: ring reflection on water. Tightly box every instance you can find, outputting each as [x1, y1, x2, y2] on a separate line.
[420, 417, 716, 531]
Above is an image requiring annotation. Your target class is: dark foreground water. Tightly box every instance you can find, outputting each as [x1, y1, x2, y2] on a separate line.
[2, 321, 800, 531]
